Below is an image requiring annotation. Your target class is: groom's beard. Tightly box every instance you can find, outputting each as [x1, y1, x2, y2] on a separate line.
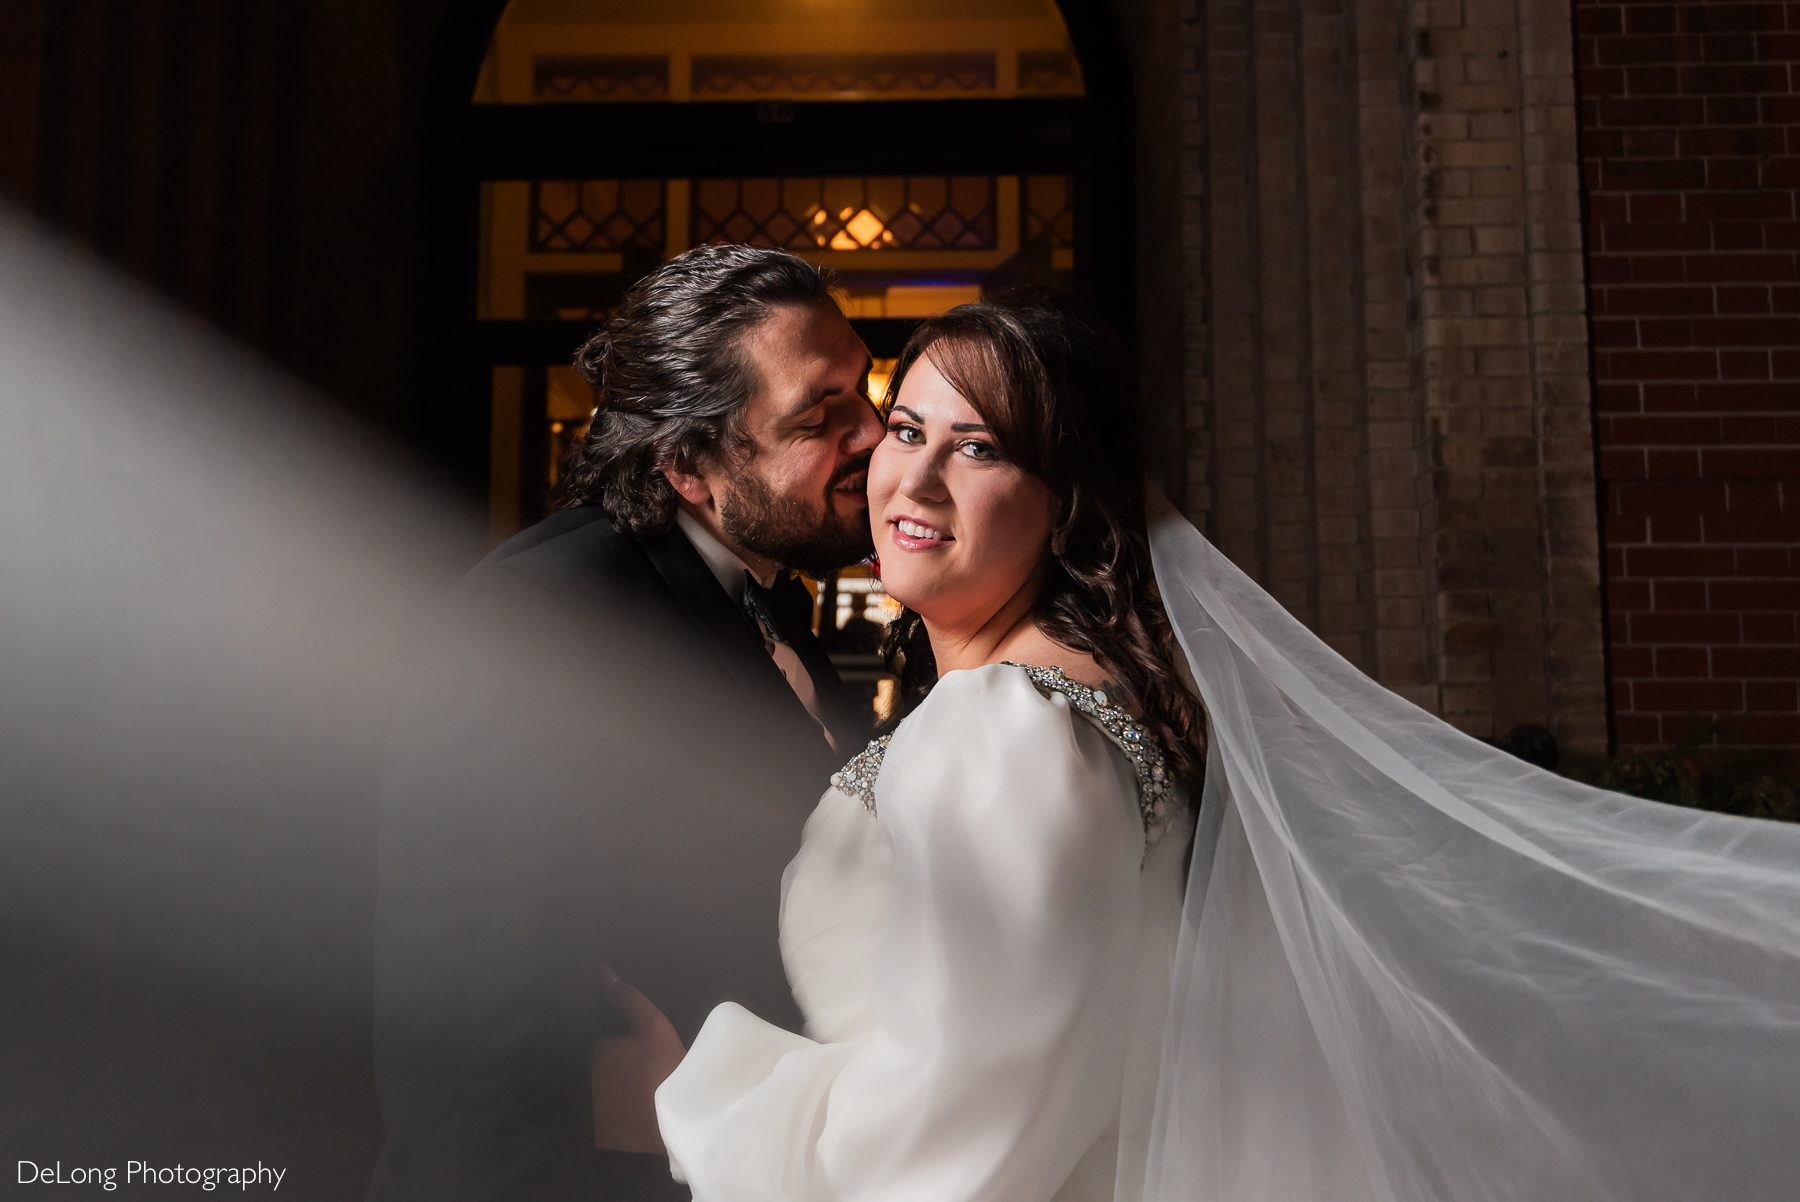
[718, 455, 875, 579]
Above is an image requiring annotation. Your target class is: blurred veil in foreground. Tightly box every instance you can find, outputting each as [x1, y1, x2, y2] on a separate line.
[0, 205, 480, 1190]
[0, 209, 759, 1197]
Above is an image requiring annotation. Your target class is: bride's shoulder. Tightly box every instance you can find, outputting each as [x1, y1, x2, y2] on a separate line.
[891, 662, 1146, 766]
[986, 627, 1109, 692]
[830, 666, 1072, 810]
[905, 659, 1101, 726]
[833, 662, 1178, 842]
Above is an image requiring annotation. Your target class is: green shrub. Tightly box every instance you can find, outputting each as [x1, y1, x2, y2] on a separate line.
[1583, 724, 1800, 824]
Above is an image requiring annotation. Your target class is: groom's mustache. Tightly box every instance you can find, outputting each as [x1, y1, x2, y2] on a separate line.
[830, 453, 872, 496]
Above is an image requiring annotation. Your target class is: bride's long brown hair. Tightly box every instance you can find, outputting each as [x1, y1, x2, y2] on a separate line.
[878, 288, 1207, 791]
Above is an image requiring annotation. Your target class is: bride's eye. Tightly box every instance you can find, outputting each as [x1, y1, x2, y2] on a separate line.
[888, 422, 923, 445]
[957, 439, 999, 462]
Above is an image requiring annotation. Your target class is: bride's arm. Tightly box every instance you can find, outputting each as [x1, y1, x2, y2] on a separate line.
[656, 667, 1145, 1202]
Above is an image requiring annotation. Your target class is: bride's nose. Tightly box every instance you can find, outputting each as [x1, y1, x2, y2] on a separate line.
[898, 448, 950, 505]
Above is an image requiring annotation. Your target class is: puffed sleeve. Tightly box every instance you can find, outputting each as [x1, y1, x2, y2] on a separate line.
[656, 665, 1147, 1201]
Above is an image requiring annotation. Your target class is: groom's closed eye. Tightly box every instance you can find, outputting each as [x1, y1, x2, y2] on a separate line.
[782, 399, 827, 432]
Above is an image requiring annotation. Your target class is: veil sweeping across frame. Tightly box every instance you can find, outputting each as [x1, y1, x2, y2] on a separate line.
[1135, 498, 1800, 1202]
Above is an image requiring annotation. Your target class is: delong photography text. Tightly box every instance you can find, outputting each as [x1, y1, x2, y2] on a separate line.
[17, 1161, 286, 1191]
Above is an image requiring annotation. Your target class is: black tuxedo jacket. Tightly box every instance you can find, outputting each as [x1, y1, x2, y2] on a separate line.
[367, 507, 865, 1201]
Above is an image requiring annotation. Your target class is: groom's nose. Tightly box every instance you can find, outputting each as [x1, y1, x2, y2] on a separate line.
[837, 392, 884, 455]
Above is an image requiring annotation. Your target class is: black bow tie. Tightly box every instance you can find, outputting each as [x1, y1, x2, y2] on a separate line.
[742, 570, 817, 645]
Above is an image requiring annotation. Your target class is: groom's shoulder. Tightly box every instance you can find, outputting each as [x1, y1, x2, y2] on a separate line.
[468, 505, 645, 591]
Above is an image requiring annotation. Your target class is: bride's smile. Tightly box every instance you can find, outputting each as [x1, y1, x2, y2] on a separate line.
[890, 516, 951, 546]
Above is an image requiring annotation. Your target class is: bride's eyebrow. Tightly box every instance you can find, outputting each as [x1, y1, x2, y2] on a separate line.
[888, 404, 989, 434]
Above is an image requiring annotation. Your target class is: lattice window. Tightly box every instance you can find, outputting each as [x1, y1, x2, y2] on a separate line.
[534, 56, 670, 102]
[691, 53, 996, 98]
[694, 178, 996, 252]
[530, 181, 665, 252]
[1017, 50, 1083, 95]
[1023, 176, 1074, 249]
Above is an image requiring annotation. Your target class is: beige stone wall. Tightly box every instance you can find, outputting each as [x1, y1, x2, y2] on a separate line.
[1118, 0, 1610, 756]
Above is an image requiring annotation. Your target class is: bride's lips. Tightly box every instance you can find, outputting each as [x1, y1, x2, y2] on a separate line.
[888, 515, 953, 551]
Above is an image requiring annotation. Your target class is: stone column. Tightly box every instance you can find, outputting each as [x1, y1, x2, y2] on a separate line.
[1131, 0, 1608, 756]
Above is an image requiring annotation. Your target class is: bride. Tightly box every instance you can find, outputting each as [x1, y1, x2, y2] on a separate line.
[656, 289, 1203, 1201]
[619, 290, 1800, 1201]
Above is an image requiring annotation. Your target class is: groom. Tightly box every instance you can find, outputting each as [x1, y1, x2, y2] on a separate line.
[369, 246, 883, 1201]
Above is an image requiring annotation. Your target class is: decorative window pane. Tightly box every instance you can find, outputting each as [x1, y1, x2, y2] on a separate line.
[534, 56, 670, 102]
[692, 53, 996, 99]
[530, 180, 666, 252]
[694, 177, 997, 252]
[1024, 175, 1074, 249]
[1017, 50, 1083, 96]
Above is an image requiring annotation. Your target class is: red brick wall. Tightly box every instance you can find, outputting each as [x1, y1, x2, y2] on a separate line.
[1578, 0, 1800, 761]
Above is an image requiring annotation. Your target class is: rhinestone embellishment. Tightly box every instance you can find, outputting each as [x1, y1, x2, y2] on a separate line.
[830, 665, 1178, 846]
[1000, 662, 1179, 847]
[831, 732, 893, 813]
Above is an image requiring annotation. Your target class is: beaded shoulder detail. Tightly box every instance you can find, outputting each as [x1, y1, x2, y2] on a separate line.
[829, 665, 1179, 846]
[830, 732, 893, 813]
[1000, 662, 1180, 847]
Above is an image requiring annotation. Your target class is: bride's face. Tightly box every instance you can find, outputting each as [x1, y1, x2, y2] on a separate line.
[867, 355, 1058, 632]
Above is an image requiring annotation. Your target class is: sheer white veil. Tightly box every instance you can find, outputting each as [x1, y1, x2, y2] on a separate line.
[1139, 498, 1800, 1202]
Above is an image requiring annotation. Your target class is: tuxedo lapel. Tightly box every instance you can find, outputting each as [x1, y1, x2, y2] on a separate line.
[783, 623, 870, 755]
[637, 525, 842, 776]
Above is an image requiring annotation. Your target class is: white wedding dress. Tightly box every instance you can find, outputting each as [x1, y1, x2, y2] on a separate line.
[657, 661, 1193, 1201]
[659, 504, 1800, 1202]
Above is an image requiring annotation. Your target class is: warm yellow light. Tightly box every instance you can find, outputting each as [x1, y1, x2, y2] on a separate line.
[884, 284, 981, 317]
[874, 678, 897, 723]
[550, 421, 563, 433]
[844, 209, 885, 245]
[812, 210, 827, 224]
[828, 230, 859, 250]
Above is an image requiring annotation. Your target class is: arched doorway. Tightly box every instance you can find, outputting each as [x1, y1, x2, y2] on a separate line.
[417, 0, 1133, 519]
[414, 0, 1133, 720]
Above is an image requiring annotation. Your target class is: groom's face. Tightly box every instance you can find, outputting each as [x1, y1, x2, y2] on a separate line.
[711, 300, 883, 576]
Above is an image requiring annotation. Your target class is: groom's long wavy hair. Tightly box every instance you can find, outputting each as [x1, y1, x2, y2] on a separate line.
[880, 289, 1208, 792]
[559, 245, 836, 535]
